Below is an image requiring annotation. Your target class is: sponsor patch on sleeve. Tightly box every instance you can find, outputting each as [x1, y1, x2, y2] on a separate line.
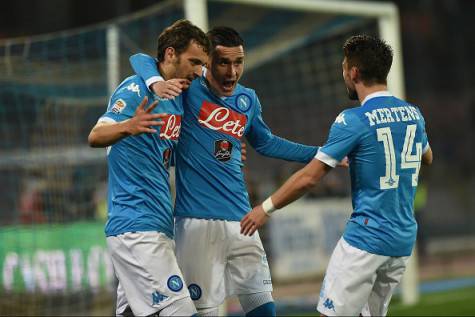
[111, 99, 127, 114]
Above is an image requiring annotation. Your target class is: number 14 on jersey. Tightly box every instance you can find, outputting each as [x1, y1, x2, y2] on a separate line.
[377, 124, 422, 190]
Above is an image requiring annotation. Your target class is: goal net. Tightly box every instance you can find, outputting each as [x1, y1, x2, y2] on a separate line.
[0, 0, 412, 315]
[0, 1, 184, 315]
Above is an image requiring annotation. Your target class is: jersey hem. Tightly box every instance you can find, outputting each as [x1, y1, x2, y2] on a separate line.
[105, 227, 174, 239]
[175, 213, 243, 222]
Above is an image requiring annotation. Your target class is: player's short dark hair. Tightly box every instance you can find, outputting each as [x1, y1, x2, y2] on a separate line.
[156, 19, 210, 61]
[343, 35, 393, 85]
[207, 26, 244, 49]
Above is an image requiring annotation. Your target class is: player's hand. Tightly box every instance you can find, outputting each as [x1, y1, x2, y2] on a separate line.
[338, 156, 349, 168]
[126, 96, 166, 135]
[241, 142, 247, 162]
[240, 205, 270, 236]
[150, 79, 190, 99]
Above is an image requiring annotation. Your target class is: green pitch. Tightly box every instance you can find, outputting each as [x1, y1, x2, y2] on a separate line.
[388, 286, 475, 316]
[291, 287, 475, 316]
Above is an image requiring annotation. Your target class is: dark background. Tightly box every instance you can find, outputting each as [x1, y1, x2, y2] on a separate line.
[1, 0, 474, 235]
[2, 0, 473, 168]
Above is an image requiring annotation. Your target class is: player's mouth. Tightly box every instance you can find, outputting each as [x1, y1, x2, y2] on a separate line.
[221, 79, 236, 93]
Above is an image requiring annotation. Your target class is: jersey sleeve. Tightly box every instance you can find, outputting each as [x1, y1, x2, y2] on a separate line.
[129, 53, 161, 87]
[246, 93, 318, 163]
[417, 108, 430, 154]
[316, 110, 365, 167]
[100, 84, 142, 123]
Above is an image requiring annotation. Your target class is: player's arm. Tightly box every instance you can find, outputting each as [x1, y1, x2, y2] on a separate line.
[419, 113, 433, 166]
[241, 159, 331, 235]
[241, 110, 361, 235]
[129, 53, 188, 99]
[246, 97, 318, 163]
[422, 146, 433, 165]
[88, 96, 165, 148]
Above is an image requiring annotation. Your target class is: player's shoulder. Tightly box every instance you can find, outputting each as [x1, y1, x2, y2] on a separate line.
[393, 97, 427, 123]
[107, 75, 149, 114]
[235, 83, 256, 97]
[234, 83, 258, 107]
[403, 99, 425, 118]
[332, 106, 366, 129]
[113, 75, 149, 101]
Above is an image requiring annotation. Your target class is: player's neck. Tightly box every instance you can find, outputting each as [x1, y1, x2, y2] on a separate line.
[158, 62, 174, 81]
[205, 72, 227, 98]
[357, 84, 388, 104]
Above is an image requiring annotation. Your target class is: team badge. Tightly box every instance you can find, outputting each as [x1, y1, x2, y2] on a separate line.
[188, 284, 202, 300]
[236, 93, 251, 112]
[111, 99, 126, 114]
[163, 148, 172, 169]
[167, 275, 183, 292]
[214, 139, 233, 162]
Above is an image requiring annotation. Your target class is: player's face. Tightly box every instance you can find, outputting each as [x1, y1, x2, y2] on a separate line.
[173, 40, 208, 87]
[342, 57, 358, 101]
[209, 45, 244, 96]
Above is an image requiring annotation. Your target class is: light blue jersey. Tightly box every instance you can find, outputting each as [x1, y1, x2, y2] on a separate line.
[101, 75, 183, 238]
[130, 53, 318, 221]
[316, 92, 429, 256]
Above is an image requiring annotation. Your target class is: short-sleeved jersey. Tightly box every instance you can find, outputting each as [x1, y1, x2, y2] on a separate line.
[100, 75, 183, 238]
[316, 91, 429, 256]
[129, 53, 318, 221]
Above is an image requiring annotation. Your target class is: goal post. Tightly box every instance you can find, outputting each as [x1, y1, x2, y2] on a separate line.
[184, 0, 417, 307]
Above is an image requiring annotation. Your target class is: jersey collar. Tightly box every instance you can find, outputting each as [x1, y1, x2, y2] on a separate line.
[361, 90, 393, 106]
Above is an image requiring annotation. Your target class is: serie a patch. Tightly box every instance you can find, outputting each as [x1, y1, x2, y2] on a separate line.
[111, 99, 127, 114]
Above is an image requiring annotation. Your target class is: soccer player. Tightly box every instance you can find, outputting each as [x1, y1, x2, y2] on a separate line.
[88, 20, 209, 316]
[130, 27, 322, 316]
[240, 35, 433, 317]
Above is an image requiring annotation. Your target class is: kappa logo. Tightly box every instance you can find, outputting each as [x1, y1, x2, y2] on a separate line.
[127, 83, 141, 97]
[323, 298, 336, 312]
[152, 291, 169, 307]
[167, 275, 183, 292]
[188, 284, 202, 301]
[111, 99, 127, 114]
[335, 113, 347, 125]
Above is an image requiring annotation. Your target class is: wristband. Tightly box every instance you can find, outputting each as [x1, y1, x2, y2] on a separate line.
[262, 197, 276, 216]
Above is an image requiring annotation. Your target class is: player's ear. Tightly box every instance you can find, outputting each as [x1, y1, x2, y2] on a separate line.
[164, 47, 176, 63]
[350, 66, 359, 83]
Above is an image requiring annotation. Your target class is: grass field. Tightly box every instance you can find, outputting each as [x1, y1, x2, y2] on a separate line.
[388, 286, 475, 316]
[285, 287, 475, 316]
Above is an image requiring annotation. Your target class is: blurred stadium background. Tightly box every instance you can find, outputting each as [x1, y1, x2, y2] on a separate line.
[0, 0, 474, 315]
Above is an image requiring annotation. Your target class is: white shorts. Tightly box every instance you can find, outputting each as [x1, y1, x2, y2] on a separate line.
[317, 238, 409, 316]
[175, 217, 273, 309]
[107, 231, 195, 316]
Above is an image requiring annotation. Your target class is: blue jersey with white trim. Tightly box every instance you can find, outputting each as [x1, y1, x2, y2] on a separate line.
[130, 53, 318, 221]
[100, 75, 183, 238]
[317, 94, 429, 256]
